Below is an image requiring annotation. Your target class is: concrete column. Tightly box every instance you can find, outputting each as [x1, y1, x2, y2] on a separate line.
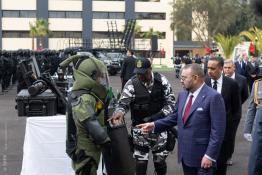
[36, 0, 48, 49]
[82, 0, 92, 49]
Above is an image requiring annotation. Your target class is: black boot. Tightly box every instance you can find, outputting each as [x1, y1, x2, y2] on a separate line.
[136, 160, 148, 175]
[154, 161, 167, 175]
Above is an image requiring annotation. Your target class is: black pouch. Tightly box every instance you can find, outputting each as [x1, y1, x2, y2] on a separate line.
[128, 134, 134, 153]
[166, 127, 177, 151]
[66, 141, 77, 161]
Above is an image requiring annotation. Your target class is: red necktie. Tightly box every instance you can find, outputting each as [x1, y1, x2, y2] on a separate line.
[183, 95, 193, 124]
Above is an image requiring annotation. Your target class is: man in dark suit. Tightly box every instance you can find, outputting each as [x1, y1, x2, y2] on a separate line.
[205, 56, 241, 175]
[136, 64, 226, 175]
[235, 54, 246, 77]
[223, 59, 249, 165]
[120, 50, 136, 90]
[246, 56, 260, 92]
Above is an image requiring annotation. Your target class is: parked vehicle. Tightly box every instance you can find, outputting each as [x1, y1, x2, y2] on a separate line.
[93, 51, 121, 76]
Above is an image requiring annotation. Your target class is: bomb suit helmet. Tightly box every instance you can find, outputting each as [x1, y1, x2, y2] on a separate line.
[60, 54, 109, 101]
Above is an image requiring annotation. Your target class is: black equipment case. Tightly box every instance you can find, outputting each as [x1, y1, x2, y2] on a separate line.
[16, 89, 57, 117]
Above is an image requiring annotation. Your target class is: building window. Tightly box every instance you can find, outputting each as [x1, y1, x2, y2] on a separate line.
[109, 12, 124, 19]
[66, 11, 82, 18]
[49, 11, 82, 18]
[3, 31, 30, 38]
[49, 11, 66, 18]
[2, 10, 36, 18]
[20, 11, 36, 18]
[135, 12, 166, 20]
[50, 31, 82, 38]
[93, 12, 125, 19]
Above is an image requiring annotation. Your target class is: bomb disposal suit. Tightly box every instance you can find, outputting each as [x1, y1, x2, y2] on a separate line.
[60, 55, 110, 175]
[113, 57, 176, 175]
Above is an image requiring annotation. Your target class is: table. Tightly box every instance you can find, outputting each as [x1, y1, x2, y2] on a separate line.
[20, 115, 104, 175]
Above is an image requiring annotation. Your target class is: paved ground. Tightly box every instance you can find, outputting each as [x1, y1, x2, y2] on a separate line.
[0, 70, 250, 175]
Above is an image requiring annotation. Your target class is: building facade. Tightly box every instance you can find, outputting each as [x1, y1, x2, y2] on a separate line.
[0, 0, 177, 66]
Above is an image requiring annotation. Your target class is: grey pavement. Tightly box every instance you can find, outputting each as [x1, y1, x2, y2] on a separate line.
[0, 71, 250, 175]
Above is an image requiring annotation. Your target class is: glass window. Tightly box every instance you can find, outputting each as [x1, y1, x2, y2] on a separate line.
[108, 12, 124, 19]
[66, 11, 82, 18]
[50, 31, 82, 38]
[65, 32, 82, 38]
[93, 32, 109, 39]
[135, 12, 165, 20]
[49, 11, 66, 18]
[50, 31, 65, 38]
[20, 31, 30, 38]
[20, 11, 36, 18]
[2, 31, 30, 38]
[2, 10, 19, 17]
[93, 12, 108, 19]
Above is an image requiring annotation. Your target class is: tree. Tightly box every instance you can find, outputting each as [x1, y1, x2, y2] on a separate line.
[170, 0, 239, 43]
[214, 34, 241, 59]
[29, 23, 37, 50]
[29, 18, 50, 50]
[240, 27, 262, 55]
[224, 3, 262, 36]
[140, 27, 162, 38]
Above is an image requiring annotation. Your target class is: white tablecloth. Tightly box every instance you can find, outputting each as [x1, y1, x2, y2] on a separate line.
[20, 115, 104, 175]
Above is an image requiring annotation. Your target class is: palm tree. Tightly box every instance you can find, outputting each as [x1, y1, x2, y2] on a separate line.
[141, 27, 162, 38]
[29, 18, 50, 50]
[214, 34, 241, 59]
[240, 27, 262, 55]
[29, 23, 38, 50]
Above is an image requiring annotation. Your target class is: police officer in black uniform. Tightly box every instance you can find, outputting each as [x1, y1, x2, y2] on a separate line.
[110, 57, 176, 175]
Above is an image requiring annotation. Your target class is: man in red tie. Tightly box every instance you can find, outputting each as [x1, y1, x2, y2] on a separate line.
[137, 64, 226, 175]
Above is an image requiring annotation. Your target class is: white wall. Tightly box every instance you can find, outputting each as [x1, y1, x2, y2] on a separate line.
[49, 19, 82, 31]
[93, 1, 125, 12]
[48, 0, 82, 11]
[2, 38, 33, 50]
[93, 19, 125, 31]
[2, 18, 36, 30]
[49, 38, 84, 50]
[2, 0, 36, 10]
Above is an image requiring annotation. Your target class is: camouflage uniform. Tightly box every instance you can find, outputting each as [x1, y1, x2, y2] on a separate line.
[115, 72, 176, 174]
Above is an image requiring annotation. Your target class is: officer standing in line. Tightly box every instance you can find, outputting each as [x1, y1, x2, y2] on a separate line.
[244, 78, 262, 175]
[110, 57, 176, 175]
[60, 55, 111, 175]
[0, 51, 3, 94]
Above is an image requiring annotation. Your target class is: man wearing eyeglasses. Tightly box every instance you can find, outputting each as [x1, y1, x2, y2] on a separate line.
[110, 57, 176, 175]
[136, 64, 226, 175]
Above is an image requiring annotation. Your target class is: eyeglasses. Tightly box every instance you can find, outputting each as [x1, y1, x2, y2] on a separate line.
[180, 75, 198, 81]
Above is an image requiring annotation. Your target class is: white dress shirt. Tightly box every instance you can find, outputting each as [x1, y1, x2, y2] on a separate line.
[183, 83, 205, 115]
[211, 75, 223, 94]
[229, 72, 235, 80]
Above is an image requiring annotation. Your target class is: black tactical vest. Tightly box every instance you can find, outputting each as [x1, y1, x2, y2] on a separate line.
[130, 72, 165, 125]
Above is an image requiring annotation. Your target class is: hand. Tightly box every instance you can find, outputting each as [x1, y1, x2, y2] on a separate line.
[244, 133, 253, 142]
[201, 156, 212, 169]
[108, 111, 124, 126]
[136, 122, 155, 134]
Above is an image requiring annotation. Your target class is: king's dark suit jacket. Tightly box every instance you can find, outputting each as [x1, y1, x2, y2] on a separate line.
[154, 84, 226, 168]
[205, 76, 241, 161]
[235, 73, 248, 105]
